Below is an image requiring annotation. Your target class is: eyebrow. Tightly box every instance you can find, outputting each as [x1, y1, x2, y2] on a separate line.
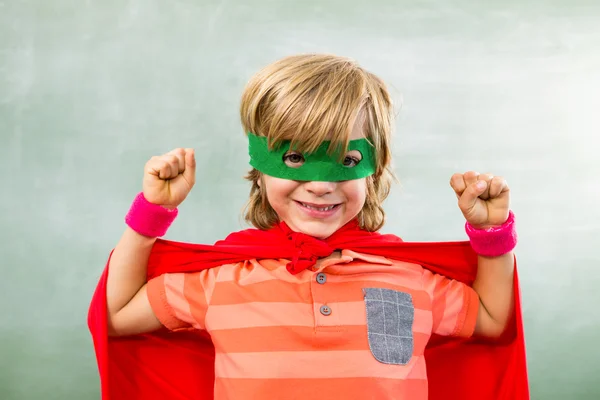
[347, 149, 363, 158]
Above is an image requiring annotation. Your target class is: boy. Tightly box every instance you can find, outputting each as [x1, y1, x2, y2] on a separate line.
[89, 54, 528, 400]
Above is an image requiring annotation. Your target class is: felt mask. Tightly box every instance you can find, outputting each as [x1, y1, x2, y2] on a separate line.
[248, 133, 376, 181]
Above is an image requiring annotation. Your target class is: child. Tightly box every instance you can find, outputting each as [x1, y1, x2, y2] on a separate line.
[89, 54, 528, 400]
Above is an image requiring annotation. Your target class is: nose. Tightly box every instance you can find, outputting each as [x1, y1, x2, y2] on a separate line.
[303, 180, 337, 197]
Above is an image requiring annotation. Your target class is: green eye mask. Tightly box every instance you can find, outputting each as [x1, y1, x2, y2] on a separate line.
[248, 133, 376, 181]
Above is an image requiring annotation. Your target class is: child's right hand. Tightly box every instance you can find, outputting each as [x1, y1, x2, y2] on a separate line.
[142, 148, 196, 209]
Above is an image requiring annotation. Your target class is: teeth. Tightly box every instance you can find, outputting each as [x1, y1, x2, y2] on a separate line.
[301, 203, 336, 211]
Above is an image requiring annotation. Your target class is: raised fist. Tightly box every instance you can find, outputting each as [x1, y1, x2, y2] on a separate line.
[142, 148, 196, 209]
[450, 171, 511, 229]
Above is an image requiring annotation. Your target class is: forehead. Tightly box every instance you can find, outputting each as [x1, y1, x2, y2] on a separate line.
[348, 115, 366, 140]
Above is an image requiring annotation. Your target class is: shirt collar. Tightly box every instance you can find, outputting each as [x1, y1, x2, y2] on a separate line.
[318, 249, 393, 270]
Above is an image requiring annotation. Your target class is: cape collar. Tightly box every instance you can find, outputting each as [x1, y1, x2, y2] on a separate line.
[276, 219, 361, 274]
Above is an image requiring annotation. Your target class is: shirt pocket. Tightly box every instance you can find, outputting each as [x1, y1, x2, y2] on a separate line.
[363, 287, 415, 365]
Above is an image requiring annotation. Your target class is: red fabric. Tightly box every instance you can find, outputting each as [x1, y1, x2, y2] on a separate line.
[88, 220, 529, 399]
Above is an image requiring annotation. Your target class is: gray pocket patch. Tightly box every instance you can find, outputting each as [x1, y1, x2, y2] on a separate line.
[363, 288, 414, 365]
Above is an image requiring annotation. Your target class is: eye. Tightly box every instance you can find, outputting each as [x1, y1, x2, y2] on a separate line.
[283, 151, 305, 168]
[342, 150, 362, 168]
[342, 156, 361, 167]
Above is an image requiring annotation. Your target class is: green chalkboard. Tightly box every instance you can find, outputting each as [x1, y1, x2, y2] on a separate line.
[2, 0, 599, 399]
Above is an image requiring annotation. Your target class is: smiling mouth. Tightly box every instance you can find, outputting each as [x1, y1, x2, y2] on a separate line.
[296, 201, 340, 212]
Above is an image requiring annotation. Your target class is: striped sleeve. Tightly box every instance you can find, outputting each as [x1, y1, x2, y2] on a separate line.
[147, 268, 219, 331]
[421, 268, 479, 338]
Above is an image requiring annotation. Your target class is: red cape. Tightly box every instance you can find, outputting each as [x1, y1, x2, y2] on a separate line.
[88, 221, 529, 399]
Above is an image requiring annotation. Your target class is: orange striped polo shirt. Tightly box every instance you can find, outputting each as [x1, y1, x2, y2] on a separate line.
[147, 250, 479, 400]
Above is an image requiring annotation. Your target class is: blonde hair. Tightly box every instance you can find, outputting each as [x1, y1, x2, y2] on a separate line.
[240, 54, 396, 231]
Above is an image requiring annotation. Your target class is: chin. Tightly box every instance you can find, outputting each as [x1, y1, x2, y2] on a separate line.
[293, 220, 343, 239]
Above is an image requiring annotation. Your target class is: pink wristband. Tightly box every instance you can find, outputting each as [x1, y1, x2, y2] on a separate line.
[465, 211, 517, 257]
[125, 192, 178, 237]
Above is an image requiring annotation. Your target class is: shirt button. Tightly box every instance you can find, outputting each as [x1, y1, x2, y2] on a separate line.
[316, 273, 327, 284]
[320, 305, 332, 316]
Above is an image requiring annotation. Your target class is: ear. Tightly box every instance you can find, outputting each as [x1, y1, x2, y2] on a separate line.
[257, 173, 268, 190]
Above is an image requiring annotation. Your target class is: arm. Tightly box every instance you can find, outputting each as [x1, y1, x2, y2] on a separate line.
[472, 252, 515, 338]
[106, 148, 196, 337]
[450, 171, 516, 339]
[106, 228, 161, 337]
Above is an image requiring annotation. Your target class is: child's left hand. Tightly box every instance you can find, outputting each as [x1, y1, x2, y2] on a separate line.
[450, 171, 510, 229]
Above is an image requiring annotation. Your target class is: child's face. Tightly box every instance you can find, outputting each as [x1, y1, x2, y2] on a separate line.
[260, 126, 367, 239]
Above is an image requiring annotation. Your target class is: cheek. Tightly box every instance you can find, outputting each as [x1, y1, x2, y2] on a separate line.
[264, 177, 300, 207]
[342, 179, 368, 207]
